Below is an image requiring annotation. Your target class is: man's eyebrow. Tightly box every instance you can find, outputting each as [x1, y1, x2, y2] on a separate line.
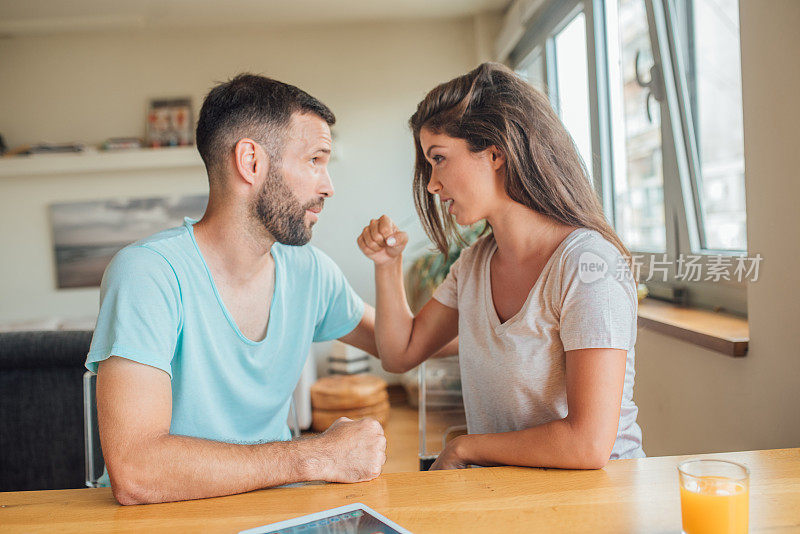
[312, 147, 331, 155]
[425, 145, 444, 158]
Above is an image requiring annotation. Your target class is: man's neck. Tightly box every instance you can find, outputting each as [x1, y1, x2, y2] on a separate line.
[193, 200, 276, 284]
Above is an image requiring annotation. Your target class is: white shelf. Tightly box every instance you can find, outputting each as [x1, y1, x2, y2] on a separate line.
[0, 146, 204, 178]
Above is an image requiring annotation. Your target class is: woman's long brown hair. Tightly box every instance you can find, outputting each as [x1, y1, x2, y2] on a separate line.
[409, 62, 631, 267]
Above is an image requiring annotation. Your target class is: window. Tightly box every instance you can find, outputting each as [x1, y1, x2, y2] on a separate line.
[516, 48, 546, 91]
[514, 4, 594, 180]
[687, 0, 746, 251]
[553, 12, 594, 182]
[505, 0, 748, 313]
[608, 0, 666, 251]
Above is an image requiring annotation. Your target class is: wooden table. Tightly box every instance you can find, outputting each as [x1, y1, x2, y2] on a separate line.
[1, 449, 798, 533]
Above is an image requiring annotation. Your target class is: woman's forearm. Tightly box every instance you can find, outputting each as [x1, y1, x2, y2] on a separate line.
[358, 215, 456, 372]
[456, 419, 615, 470]
[373, 258, 417, 372]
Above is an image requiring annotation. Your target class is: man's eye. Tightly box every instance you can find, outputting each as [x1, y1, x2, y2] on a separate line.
[311, 157, 318, 165]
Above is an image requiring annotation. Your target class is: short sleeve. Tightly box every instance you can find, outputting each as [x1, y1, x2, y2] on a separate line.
[85, 245, 182, 377]
[558, 238, 637, 352]
[431, 253, 464, 310]
[312, 248, 365, 342]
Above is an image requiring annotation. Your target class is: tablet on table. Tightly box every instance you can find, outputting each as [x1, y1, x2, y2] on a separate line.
[238, 502, 413, 534]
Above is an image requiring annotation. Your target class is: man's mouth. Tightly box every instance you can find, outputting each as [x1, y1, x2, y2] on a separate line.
[305, 200, 324, 222]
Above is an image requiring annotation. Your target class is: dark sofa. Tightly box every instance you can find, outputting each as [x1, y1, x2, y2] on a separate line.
[0, 330, 95, 491]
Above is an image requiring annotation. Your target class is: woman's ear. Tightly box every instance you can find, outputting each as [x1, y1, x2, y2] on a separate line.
[488, 145, 506, 170]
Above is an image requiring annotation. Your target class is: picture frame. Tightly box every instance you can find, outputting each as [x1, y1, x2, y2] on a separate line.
[50, 194, 208, 289]
[146, 97, 194, 147]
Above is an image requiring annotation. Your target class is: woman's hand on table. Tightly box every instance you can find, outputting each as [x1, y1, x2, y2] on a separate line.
[430, 436, 470, 470]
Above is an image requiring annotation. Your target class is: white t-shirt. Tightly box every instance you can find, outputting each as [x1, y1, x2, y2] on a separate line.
[432, 228, 645, 460]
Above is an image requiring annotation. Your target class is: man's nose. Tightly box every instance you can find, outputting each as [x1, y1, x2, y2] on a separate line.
[318, 168, 334, 198]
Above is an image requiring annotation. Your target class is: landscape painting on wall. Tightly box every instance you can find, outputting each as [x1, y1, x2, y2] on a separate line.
[50, 194, 208, 289]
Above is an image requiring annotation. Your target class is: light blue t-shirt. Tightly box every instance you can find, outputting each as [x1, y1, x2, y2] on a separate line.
[86, 217, 364, 456]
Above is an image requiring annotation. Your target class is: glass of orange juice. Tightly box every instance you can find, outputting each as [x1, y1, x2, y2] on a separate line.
[677, 459, 749, 534]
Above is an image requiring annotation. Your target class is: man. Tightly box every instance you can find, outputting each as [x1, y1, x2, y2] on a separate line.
[86, 74, 386, 505]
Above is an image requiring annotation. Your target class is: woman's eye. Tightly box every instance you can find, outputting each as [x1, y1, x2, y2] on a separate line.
[432, 155, 444, 164]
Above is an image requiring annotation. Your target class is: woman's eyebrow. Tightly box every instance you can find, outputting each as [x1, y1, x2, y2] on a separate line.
[425, 145, 444, 158]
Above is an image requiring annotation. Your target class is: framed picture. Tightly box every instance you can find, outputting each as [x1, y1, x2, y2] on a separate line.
[50, 194, 208, 289]
[146, 97, 193, 147]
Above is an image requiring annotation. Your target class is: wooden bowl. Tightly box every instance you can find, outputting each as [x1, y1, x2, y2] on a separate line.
[311, 374, 388, 410]
[311, 399, 391, 432]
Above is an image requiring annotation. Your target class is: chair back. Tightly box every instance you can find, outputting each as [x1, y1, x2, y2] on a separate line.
[0, 330, 93, 490]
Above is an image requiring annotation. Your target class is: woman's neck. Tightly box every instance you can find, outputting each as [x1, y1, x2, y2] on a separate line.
[486, 200, 576, 264]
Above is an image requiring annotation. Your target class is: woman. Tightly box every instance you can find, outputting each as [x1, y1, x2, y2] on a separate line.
[357, 62, 644, 470]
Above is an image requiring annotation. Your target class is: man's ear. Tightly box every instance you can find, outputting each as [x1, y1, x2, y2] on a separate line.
[234, 138, 266, 186]
[488, 145, 506, 170]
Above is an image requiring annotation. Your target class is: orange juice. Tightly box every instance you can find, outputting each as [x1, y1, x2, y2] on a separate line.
[680, 476, 749, 534]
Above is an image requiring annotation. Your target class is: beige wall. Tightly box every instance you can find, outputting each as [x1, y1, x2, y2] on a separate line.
[0, 18, 483, 324]
[634, 0, 800, 456]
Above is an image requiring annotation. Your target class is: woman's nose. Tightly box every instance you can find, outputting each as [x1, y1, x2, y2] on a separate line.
[426, 173, 441, 195]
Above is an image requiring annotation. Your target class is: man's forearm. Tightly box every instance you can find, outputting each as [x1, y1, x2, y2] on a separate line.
[109, 433, 329, 505]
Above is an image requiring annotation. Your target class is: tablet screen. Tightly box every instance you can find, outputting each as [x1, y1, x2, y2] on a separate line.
[263, 508, 404, 534]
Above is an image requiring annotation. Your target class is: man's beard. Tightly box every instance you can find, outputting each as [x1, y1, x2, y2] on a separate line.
[253, 165, 322, 246]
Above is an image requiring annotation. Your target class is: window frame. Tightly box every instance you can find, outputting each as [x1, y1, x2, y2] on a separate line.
[507, 0, 748, 315]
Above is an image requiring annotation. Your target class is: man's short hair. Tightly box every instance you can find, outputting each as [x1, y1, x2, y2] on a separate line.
[196, 73, 335, 178]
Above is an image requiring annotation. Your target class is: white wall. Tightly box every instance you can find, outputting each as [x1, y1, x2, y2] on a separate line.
[0, 18, 482, 324]
[633, 0, 800, 456]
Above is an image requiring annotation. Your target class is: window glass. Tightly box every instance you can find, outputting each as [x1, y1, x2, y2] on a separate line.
[608, 0, 667, 251]
[554, 12, 593, 181]
[690, 0, 746, 251]
[517, 48, 546, 92]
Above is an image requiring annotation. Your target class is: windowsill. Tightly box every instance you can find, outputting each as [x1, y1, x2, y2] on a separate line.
[637, 298, 749, 357]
